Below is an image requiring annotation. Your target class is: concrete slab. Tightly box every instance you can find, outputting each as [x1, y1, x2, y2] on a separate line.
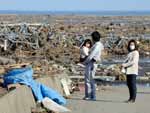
[37, 75, 64, 95]
[0, 75, 66, 113]
[0, 86, 36, 113]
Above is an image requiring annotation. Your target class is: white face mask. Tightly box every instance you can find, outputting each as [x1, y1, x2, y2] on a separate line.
[130, 45, 135, 50]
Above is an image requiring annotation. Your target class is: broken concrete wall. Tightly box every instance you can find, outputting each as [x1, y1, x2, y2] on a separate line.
[37, 75, 64, 95]
[0, 86, 36, 113]
[0, 75, 65, 113]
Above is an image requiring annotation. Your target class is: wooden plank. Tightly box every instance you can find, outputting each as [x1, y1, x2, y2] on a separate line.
[61, 78, 70, 97]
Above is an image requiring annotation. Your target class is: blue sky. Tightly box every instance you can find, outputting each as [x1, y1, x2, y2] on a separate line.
[0, 0, 150, 11]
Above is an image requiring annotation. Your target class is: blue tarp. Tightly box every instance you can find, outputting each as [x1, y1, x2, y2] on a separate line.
[3, 66, 66, 105]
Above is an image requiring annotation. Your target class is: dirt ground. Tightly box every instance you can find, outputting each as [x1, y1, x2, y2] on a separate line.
[67, 86, 150, 113]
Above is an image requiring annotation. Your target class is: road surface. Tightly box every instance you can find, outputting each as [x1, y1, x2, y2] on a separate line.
[67, 86, 150, 113]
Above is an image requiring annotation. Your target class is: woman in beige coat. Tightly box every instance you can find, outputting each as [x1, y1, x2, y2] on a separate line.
[122, 39, 139, 103]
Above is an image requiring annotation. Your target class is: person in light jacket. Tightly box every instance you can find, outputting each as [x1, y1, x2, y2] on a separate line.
[122, 39, 139, 103]
[83, 31, 104, 101]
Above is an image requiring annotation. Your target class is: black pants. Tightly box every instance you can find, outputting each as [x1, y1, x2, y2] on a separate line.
[126, 74, 137, 100]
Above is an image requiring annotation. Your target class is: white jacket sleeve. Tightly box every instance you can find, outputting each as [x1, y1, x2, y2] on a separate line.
[123, 51, 139, 68]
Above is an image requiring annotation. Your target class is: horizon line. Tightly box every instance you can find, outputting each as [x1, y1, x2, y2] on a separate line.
[0, 10, 150, 12]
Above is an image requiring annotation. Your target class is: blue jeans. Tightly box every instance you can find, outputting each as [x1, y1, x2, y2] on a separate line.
[126, 74, 137, 100]
[84, 61, 97, 99]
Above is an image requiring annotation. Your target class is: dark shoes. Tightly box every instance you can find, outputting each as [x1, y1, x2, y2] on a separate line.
[125, 99, 135, 103]
[90, 98, 96, 101]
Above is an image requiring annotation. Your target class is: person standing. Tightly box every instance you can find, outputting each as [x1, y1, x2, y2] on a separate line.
[83, 31, 104, 101]
[122, 39, 139, 103]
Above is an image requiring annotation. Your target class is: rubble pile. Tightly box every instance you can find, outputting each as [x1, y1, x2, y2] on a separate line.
[0, 15, 149, 81]
[0, 23, 81, 77]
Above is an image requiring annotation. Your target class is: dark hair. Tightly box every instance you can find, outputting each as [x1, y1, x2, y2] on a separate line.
[127, 39, 138, 52]
[82, 39, 92, 48]
[91, 31, 101, 42]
